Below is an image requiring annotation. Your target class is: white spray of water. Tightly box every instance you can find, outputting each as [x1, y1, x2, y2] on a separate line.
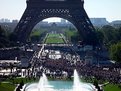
[73, 69, 96, 91]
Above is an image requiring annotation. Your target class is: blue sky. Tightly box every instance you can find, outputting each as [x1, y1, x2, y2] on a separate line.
[0, 0, 121, 22]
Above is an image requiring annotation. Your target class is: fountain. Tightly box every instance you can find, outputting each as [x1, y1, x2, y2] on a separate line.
[23, 70, 96, 91]
[24, 73, 54, 91]
[73, 70, 96, 91]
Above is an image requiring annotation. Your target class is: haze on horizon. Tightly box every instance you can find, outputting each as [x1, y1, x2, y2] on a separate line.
[0, 0, 121, 22]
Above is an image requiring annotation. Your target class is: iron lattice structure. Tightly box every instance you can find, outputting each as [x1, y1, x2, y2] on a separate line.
[14, 0, 97, 45]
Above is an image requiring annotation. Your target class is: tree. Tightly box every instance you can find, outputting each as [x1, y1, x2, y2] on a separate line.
[110, 42, 121, 63]
[95, 29, 104, 45]
[0, 25, 10, 48]
[101, 25, 117, 45]
[30, 35, 40, 42]
[0, 25, 7, 37]
[0, 25, 16, 47]
[30, 29, 47, 43]
[116, 27, 121, 41]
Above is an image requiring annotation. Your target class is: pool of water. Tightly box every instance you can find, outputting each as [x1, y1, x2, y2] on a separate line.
[49, 81, 73, 90]
[24, 80, 95, 91]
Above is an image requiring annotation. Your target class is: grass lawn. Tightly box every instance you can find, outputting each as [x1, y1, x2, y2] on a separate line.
[81, 78, 121, 91]
[45, 37, 64, 44]
[47, 33, 60, 38]
[0, 82, 15, 91]
[45, 33, 65, 44]
[0, 77, 38, 91]
[103, 84, 121, 91]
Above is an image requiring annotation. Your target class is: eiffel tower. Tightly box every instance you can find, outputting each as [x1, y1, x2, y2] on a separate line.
[14, 0, 97, 45]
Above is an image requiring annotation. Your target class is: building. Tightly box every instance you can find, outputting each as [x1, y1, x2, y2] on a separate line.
[90, 18, 109, 27]
[110, 20, 121, 27]
[0, 18, 10, 23]
[12, 20, 19, 23]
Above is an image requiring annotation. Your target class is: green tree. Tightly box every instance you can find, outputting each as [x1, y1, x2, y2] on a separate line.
[0, 25, 10, 48]
[95, 29, 104, 45]
[0, 25, 16, 47]
[31, 35, 40, 42]
[30, 29, 47, 43]
[110, 42, 121, 63]
[0, 25, 7, 37]
[116, 27, 121, 41]
[64, 28, 81, 43]
[101, 25, 117, 45]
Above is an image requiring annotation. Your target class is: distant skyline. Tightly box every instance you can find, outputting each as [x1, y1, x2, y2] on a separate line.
[0, 0, 121, 22]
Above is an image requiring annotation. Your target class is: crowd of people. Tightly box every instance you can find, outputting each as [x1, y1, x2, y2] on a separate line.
[0, 47, 21, 60]
[0, 46, 121, 86]
[78, 65, 121, 84]
[31, 53, 121, 84]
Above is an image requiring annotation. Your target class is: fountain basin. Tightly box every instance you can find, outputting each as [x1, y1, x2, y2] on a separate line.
[23, 70, 97, 91]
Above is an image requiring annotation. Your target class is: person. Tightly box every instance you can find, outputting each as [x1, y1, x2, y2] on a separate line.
[93, 80, 103, 91]
[94, 80, 109, 91]
[16, 80, 24, 91]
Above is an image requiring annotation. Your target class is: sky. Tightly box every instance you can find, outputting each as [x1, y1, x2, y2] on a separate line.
[0, 0, 121, 22]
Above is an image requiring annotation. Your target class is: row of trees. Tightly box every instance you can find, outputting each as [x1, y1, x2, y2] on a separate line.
[64, 25, 121, 63]
[95, 25, 121, 46]
[110, 42, 121, 63]
[30, 29, 47, 43]
[65, 25, 121, 47]
[64, 27, 80, 43]
[96, 26, 121, 63]
[0, 26, 48, 48]
[0, 26, 16, 48]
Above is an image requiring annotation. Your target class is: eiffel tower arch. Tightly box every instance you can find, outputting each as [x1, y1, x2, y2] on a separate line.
[14, 0, 97, 45]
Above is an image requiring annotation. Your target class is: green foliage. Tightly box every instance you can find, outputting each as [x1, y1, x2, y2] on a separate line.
[101, 25, 118, 45]
[64, 29, 80, 43]
[95, 29, 104, 45]
[30, 35, 40, 42]
[1, 24, 121, 48]
[27, 25, 121, 46]
[0, 25, 12, 48]
[110, 42, 121, 63]
[116, 27, 121, 41]
[31, 29, 42, 36]
[30, 29, 47, 42]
